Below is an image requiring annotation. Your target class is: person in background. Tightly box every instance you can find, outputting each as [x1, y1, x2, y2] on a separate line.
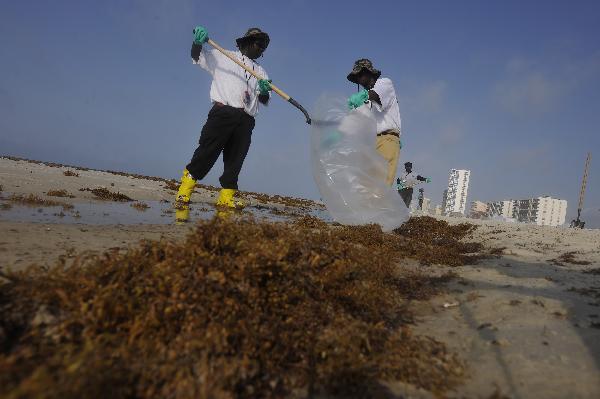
[397, 162, 431, 208]
[347, 59, 402, 186]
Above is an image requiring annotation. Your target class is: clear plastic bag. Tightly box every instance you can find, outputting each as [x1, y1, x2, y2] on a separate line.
[310, 94, 408, 231]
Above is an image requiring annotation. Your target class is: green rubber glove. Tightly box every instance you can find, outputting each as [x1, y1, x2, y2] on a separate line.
[425, 177, 432, 183]
[258, 79, 272, 96]
[193, 26, 209, 44]
[396, 181, 406, 190]
[348, 89, 369, 109]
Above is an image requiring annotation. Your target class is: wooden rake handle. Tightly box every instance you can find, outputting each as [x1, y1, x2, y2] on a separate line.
[206, 38, 311, 124]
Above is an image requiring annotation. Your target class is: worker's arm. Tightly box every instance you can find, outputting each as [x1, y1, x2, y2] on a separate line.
[258, 93, 270, 105]
[191, 25, 209, 62]
[191, 43, 202, 61]
[417, 175, 432, 183]
[368, 90, 382, 106]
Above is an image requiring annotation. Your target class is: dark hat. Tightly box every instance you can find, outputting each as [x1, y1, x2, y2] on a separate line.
[347, 58, 381, 84]
[236, 27, 270, 48]
[404, 162, 413, 167]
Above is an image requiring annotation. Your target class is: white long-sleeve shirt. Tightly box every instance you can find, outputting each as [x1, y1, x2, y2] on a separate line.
[370, 77, 402, 135]
[193, 48, 269, 117]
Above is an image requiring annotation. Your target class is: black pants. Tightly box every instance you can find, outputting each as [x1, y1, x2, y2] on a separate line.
[186, 104, 255, 190]
[399, 188, 413, 208]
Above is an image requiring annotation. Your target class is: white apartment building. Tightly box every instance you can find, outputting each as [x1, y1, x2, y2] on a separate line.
[513, 196, 567, 226]
[444, 169, 471, 215]
[487, 200, 514, 219]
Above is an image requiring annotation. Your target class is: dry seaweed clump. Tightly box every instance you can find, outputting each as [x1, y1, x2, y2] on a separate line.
[7, 193, 74, 210]
[394, 216, 483, 266]
[551, 251, 592, 266]
[0, 217, 464, 399]
[46, 189, 75, 198]
[131, 201, 150, 211]
[63, 170, 79, 177]
[80, 187, 133, 202]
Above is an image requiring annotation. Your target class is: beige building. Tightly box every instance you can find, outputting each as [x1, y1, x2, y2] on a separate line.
[469, 201, 488, 218]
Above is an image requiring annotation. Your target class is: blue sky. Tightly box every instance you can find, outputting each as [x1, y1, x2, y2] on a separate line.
[1, 0, 599, 227]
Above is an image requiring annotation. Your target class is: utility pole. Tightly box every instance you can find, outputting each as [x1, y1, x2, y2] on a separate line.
[570, 152, 591, 228]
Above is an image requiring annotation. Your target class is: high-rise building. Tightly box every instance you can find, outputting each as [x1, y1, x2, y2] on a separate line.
[444, 169, 471, 215]
[487, 200, 514, 219]
[512, 196, 567, 226]
[422, 197, 431, 213]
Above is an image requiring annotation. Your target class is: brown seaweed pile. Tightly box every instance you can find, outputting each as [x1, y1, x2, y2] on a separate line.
[80, 187, 133, 202]
[62, 170, 79, 177]
[551, 251, 592, 266]
[0, 216, 471, 398]
[394, 216, 483, 266]
[46, 189, 75, 198]
[6, 194, 74, 210]
[130, 201, 150, 211]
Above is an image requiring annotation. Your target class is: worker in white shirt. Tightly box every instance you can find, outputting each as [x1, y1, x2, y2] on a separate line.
[347, 59, 402, 186]
[396, 162, 431, 208]
[175, 26, 272, 210]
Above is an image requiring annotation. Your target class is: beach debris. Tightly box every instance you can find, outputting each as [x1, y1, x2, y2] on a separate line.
[531, 299, 546, 307]
[46, 189, 75, 198]
[477, 322, 493, 330]
[551, 251, 591, 266]
[62, 170, 79, 177]
[6, 193, 73, 210]
[163, 179, 179, 191]
[130, 202, 150, 211]
[394, 216, 483, 266]
[80, 187, 133, 202]
[443, 302, 460, 308]
[0, 216, 469, 398]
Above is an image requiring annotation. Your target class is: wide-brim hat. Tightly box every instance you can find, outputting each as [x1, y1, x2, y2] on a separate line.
[347, 58, 381, 84]
[235, 27, 270, 48]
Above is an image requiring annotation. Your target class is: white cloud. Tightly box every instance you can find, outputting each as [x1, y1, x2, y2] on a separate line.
[399, 80, 448, 115]
[493, 70, 567, 114]
[492, 52, 600, 116]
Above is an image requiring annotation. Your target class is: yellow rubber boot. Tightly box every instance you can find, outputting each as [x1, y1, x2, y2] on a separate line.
[215, 188, 245, 209]
[175, 169, 196, 205]
[175, 204, 190, 224]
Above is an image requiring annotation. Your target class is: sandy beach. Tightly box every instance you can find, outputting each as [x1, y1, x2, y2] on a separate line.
[1, 156, 599, 398]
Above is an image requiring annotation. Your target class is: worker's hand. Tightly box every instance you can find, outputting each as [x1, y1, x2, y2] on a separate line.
[425, 177, 432, 183]
[193, 26, 209, 44]
[258, 79, 272, 96]
[191, 43, 202, 61]
[347, 89, 369, 109]
[396, 181, 406, 190]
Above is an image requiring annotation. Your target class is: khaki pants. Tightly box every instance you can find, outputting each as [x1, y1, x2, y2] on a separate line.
[375, 134, 400, 186]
